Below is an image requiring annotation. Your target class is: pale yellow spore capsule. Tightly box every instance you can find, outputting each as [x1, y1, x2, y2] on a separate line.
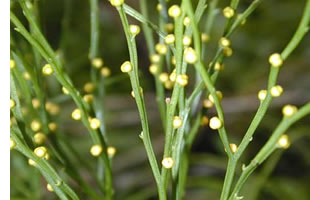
[282, 105, 297, 117]
[169, 69, 176, 82]
[201, 33, 210, 43]
[258, 90, 267, 101]
[277, 134, 290, 149]
[131, 87, 143, 98]
[159, 72, 169, 83]
[168, 5, 181, 18]
[208, 91, 223, 103]
[171, 56, 176, 65]
[42, 64, 53, 75]
[270, 85, 283, 97]
[223, 47, 233, 57]
[45, 152, 50, 160]
[47, 184, 54, 192]
[150, 54, 160, 63]
[45, 102, 60, 115]
[28, 159, 37, 166]
[90, 118, 101, 130]
[155, 43, 168, 55]
[164, 34, 175, 45]
[48, 122, 57, 132]
[83, 94, 94, 103]
[84, 82, 95, 93]
[92, 58, 104, 69]
[230, 143, 238, 153]
[173, 116, 183, 128]
[32, 98, 40, 109]
[269, 53, 283, 67]
[71, 109, 81, 120]
[101, 67, 111, 77]
[121, 61, 133, 73]
[10, 59, 16, 69]
[183, 17, 190, 26]
[209, 117, 222, 130]
[176, 74, 189, 86]
[219, 37, 231, 47]
[184, 47, 198, 64]
[164, 80, 174, 89]
[156, 4, 162, 12]
[34, 133, 46, 145]
[110, 0, 124, 7]
[34, 146, 47, 158]
[200, 116, 209, 126]
[62, 87, 69, 95]
[31, 120, 41, 132]
[23, 72, 31, 80]
[107, 146, 117, 157]
[223, 7, 235, 18]
[164, 23, 174, 33]
[149, 64, 158, 75]
[183, 36, 192, 46]
[214, 62, 224, 71]
[10, 99, 15, 109]
[203, 99, 214, 108]
[10, 138, 16, 150]
[90, 144, 103, 157]
[162, 157, 174, 169]
[129, 25, 140, 36]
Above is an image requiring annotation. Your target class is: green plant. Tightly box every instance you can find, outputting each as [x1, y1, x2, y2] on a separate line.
[10, 0, 310, 199]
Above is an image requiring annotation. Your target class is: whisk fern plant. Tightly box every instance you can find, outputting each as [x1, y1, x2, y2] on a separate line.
[10, 0, 310, 199]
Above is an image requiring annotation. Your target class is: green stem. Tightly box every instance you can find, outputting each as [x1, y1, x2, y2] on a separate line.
[117, 6, 165, 200]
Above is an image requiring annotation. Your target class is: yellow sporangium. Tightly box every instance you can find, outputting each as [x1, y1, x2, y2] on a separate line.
[173, 116, 183, 128]
[149, 64, 158, 75]
[10, 59, 16, 69]
[156, 4, 162, 12]
[91, 58, 104, 68]
[10, 99, 15, 109]
[101, 67, 111, 77]
[269, 53, 283, 67]
[183, 17, 190, 26]
[219, 37, 231, 47]
[48, 122, 57, 132]
[168, 5, 181, 18]
[90, 118, 101, 130]
[120, 61, 133, 73]
[10, 138, 16, 150]
[32, 98, 40, 108]
[23, 72, 31, 80]
[209, 117, 222, 130]
[200, 116, 209, 126]
[282, 104, 297, 117]
[150, 54, 160, 63]
[208, 91, 223, 103]
[277, 134, 290, 149]
[183, 36, 192, 46]
[107, 146, 117, 157]
[162, 157, 174, 169]
[155, 43, 168, 55]
[164, 34, 175, 45]
[31, 120, 41, 132]
[223, 47, 233, 57]
[28, 159, 37, 166]
[258, 90, 267, 101]
[201, 33, 210, 43]
[90, 144, 103, 157]
[164, 80, 174, 89]
[214, 62, 224, 71]
[169, 69, 176, 82]
[184, 47, 198, 64]
[129, 25, 140, 36]
[83, 94, 94, 103]
[47, 184, 54, 192]
[203, 99, 214, 108]
[71, 108, 82, 120]
[34, 133, 46, 145]
[159, 72, 169, 83]
[110, 0, 124, 7]
[270, 85, 283, 97]
[164, 23, 174, 33]
[230, 143, 238, 153]
[42, 64, 53, 75]
[223, 7, 235, 18]
[34, 146, 47, 158]
[176, 74, 189, 86]
[62, 86, 70, 95]
[84, 82, 95, 93]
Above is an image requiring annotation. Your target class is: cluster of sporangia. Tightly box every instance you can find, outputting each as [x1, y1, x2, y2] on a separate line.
[10, 0, 292, 181]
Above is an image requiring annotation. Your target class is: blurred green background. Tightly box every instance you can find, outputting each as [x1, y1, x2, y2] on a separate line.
[11, 0, 310, 199]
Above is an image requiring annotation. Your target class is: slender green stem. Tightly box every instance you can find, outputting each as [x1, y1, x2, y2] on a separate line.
[229, 102, 310, 199]
[116, 5, 166, 200]
[89, 0, 99, 59]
